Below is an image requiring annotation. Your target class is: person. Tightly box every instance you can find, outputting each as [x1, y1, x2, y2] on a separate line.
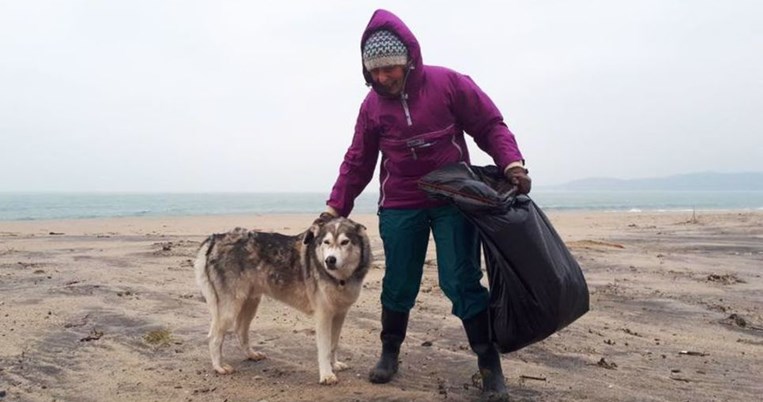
[315, 9, 531, 399]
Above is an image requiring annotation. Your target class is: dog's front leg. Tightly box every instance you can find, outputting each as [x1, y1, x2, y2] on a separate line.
[330, 310, 349, 372]
[315, 308, 338, 385]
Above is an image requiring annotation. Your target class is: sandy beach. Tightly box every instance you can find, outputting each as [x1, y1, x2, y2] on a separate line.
[1, 210, 761, 401]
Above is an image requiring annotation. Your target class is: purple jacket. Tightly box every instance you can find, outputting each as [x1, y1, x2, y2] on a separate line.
[327, 9, 524, 217]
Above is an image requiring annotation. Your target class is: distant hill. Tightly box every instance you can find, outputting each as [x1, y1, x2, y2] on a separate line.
[543, 172, 763, 191]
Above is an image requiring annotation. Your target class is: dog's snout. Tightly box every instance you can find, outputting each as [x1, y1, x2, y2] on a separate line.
[325, 255, 337, 269]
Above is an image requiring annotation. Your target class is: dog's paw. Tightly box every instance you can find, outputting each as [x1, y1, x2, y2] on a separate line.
[332, 361, 349, 372]
[319, 373, 339, 385]
[247, 350, 267, 361]
[213, 363, 234, 375]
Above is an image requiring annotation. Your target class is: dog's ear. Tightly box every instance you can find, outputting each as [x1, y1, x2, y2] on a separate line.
[355, 223, 367, 233]
[303, 224, 320, 245]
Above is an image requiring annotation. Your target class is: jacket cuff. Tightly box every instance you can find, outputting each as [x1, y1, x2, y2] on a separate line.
[503, 160, 526, 175]
[324, 205, 340, 218]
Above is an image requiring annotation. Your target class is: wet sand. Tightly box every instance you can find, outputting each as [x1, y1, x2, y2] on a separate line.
[1, 211, 761, 401]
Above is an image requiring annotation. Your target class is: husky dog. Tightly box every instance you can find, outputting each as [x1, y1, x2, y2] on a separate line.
[194, 217, 371, 385]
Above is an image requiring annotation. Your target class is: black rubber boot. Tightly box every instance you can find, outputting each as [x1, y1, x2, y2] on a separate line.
[369, 307, 409, 384]
[463, 309, 509, 401]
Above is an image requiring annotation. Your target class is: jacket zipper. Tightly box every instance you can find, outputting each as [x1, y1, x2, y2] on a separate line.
[399, 66, 418, 159]
[401, 78, 413, 156]
[401, 92, 415, 158]
[379, 158, 390, 206]
[451, 135, 463, 159]
[401, 93, 412, 127]
[400, 66, 413, 127]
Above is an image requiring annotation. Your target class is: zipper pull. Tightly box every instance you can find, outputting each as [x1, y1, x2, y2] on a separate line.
[411, 148, 417, 160]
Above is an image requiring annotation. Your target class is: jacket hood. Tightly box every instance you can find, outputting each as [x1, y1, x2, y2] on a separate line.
[361, 9, 423, 94]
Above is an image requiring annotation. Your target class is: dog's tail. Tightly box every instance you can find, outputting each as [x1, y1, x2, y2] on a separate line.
[194, 237, 218, 336]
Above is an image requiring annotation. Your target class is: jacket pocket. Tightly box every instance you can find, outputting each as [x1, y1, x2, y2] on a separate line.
[379, 124, 463, 176]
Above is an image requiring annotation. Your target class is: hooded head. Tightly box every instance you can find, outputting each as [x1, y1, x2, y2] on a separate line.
[360, 9, 423, 95]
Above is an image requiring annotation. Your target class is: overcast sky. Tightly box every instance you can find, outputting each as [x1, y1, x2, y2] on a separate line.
[1, 0, 761, 192]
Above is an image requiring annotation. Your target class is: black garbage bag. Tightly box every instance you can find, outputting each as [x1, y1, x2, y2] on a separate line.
[419, 162, 589, 353]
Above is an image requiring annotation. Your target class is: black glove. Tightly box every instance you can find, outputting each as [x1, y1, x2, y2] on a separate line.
[506, 166, 532, 195]
[313, 211, 336, 227]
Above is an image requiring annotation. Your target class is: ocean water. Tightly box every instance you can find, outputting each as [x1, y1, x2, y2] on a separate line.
[0, 191, 762, 221]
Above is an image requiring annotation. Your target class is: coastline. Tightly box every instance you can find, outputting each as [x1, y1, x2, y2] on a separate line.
[2, 190, 762, 221]
[1, 210, 761, 401]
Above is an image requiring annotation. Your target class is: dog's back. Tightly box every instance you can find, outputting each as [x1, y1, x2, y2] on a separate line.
[195, 227, 310, 312]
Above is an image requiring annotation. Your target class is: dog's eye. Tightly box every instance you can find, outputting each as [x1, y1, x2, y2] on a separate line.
[323, 240, 331, 245]
[340, 239, 350, 246]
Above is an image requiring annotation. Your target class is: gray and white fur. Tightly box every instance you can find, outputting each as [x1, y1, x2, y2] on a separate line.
[194, 217, 371, 385]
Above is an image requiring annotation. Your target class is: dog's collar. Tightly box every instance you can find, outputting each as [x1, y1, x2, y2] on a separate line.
[320, 265, 350, 289]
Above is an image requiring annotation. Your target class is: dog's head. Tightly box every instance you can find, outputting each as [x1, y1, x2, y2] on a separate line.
[304, 217, 371, 283]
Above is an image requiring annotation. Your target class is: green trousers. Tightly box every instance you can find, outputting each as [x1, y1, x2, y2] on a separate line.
[378, 205, 488, 320]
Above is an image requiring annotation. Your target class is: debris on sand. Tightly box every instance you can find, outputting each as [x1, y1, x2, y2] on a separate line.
[706, 273, 746, 285]
[726, 313, 748, 328]
[192, 387, 217, 395]
[437, 377, 448, 396]
[621, 328, 643, 337]
[597, 358, 618, 370]
[670, 376, 691, 383]
[737, 338, 763, 346]
[679, 350, 707, 357]
[80, 328, 103, 342]
[567, 240, 625, 250]
[64, 314, 90, 328]
[470, 372, 482, 389]
[520, 374, 547, 381]
[721, 313, 763, 331]
[144, 328, 173, 347]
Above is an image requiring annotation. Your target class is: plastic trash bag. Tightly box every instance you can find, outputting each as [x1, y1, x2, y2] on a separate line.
[419, 162, 589, 353]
